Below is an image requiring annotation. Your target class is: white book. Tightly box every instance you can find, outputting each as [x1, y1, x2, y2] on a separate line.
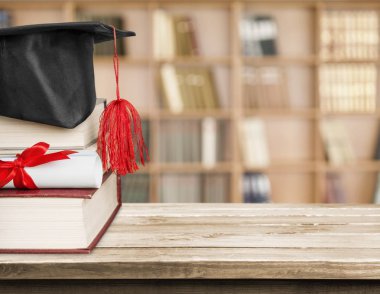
[202, 117, 217, 167]
[153, 10, 175, 59]
[160, 64, 184, 113]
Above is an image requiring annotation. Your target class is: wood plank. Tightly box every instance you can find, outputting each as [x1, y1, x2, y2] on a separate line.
[1, 205, 380, 279]
[1, 248, 380, 279]
[119, 203, 380, 215]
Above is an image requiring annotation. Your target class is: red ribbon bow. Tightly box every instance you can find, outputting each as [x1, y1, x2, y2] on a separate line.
[0, 142, 77, 189]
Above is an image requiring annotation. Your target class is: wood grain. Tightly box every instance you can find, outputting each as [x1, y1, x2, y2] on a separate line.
[1, 204, 380, 280]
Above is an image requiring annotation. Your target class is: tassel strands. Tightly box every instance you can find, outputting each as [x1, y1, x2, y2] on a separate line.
[98, 26, 148, 175]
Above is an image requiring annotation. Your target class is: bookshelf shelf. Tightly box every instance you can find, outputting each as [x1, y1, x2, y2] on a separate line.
[243, 56, 316, 66]
[319, 111, 380, 118]
[244, 108, 318, 119]
[95, 56, 151, 65]
[157, 162, 233, 173]
[318, 58, 379, 64]
[244, 161, 317, 173]
[158, 110, 231, 119]
[321, 161, 380, 173]
[155, 56, 231, 66]
[2, 0, 380, 204]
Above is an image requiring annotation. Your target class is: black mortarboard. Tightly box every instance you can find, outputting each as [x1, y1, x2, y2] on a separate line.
[0, 22, 135, 128]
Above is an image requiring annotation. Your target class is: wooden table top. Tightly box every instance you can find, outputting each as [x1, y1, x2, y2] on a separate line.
[1, 204, 380, 280]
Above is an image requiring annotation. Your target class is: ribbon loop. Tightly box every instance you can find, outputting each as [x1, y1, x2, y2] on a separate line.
[0, 142, 77, 189]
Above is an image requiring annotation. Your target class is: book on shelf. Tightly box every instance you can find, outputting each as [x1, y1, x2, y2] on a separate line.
[0, 99, 105, 152]
[160, 173, 228, 203]
[159, 64, 184, 113]
[320, 10, 379, 60]
[172, 15, 198, 56]
[154, 10, 198, 59]
[159, 120, 227, 164]
[243, 66, 288, 109]
[373, 173, 380, 204]
[325, 172, 346, 203]
[0, 10, 11, 28]
[372, 128, 380, 204]
[374, 123, 380, 161]
[319, 64, 377, 113]
[239, 118, 270, 167]
[240, 14, 278, 56]
[0, 173, 120, 253]
[77, 14, 126, 56]
[319, 119, 355, 166]
[160, 174, 201, 203]
[159, 64, 220, 113]
[204, 174, 229, 203]
[122, 174, 150, 203]
[202, 117, 217, 167]
[159, 121, 200, 163]
[243, 172, 271, 203]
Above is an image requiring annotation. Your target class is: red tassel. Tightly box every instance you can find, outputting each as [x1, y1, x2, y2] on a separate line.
[98, 26, 148, 175]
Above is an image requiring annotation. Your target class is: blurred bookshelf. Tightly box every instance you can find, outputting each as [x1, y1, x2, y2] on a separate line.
[1, 0, 380, 204]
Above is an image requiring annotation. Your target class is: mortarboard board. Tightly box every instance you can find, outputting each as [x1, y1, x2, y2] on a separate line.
[0, 22, 135, 129]
[0, 22, 148, 175]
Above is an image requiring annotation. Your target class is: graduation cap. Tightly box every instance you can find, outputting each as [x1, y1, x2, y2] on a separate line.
[0, 22, 148, 175]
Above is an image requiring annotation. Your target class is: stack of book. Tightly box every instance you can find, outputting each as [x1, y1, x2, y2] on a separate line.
[154, 10, 198, 58]
[77, 14, 126, 56]
[240, 14, 278, 56]
[0, 99, 122, 253]
[159, 64, 220, 113]
[319, 64, 377, 113]
[243, 66, 288, 109]
[0, 10, 11, 28]
[159, 119, 228, 166]
[320, 10, 378, 60]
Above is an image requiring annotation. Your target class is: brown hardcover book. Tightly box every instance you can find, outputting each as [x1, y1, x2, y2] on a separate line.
[176, 67, 191, 109]
[182, 68, 198, 109]
[0, 173, 120, 254]
[173, 15, 198, 56]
